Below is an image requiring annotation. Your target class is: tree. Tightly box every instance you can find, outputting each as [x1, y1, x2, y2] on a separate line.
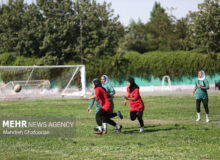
[15, 3, 44, 57]
[74, 0, 124, 63]
[122, 19, 148, 53]
[172, 17, 193, 51]
[0, 0, 124, 64]
[146, 2, 175, 51]
[36, 0, 77, 63]
[150, 2, 166, 22]
[0, 0, 26, 53]
[189, 0, 220, 54]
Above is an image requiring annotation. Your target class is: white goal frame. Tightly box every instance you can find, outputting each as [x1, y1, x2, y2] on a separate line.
[0, 65, 86, 99]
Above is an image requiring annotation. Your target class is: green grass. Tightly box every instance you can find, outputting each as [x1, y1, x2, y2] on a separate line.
[0, 93, 220, 160]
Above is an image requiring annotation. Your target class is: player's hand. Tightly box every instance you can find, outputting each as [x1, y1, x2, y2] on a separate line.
[123, 95, 128, 100]
[124, 100, 127, 106]
[83, 97, 89, 100]
[111, 94, 114, 98]
[88, 108, 92, 113]
[193, 91, 195, 95]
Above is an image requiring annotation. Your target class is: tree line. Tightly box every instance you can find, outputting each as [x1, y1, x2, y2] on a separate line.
[0, 0, 124, 64]
[0, 0, 220, 80]
[122, 0, 220, 55]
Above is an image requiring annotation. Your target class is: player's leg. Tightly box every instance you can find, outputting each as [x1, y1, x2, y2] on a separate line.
[94, 114, 99, 131]
[103, 114, 122, 134]
[196, 99, 201, 121]
[130, 111, 137, 121]
[107, 111, 123, 120]
[202, 99, 210, 122]
[105, 116, 122, 134]
[137, 111, 144, 132]
[96, 109, 106, 133]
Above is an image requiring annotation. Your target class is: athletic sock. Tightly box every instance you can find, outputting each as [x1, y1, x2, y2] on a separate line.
[98, 126, 102, 132]
[103, 123, 107, 131]
[206, 114, 209, 119]
[116, 124, 120, 129]
[206, 114, 210, 122]
[197, 112, 201, 119]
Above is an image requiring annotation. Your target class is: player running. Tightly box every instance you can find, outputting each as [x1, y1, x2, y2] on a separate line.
[85, 79, 123, 134]
[101, 75, 121, 132]
[124, 77, 145, 133]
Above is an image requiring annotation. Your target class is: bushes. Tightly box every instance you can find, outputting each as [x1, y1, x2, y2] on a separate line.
[123, 51, 220, 79]
[85, 51, 220, 81]
[0, 52, 39, 66]
[1, 51, 220, 82]
[0, 52, 15, 65]
[82, 51, 220, 81]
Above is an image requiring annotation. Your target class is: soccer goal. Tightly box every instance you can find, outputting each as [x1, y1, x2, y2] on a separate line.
[0, 65, 86, 100]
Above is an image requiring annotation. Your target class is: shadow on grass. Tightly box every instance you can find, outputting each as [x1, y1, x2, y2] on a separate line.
[210, 120, 220, 124]
[121, 125, 160, 130]
[122, 124, 185, 134]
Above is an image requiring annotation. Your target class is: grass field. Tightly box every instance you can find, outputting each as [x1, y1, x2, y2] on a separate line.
[0, 93, 220, 160]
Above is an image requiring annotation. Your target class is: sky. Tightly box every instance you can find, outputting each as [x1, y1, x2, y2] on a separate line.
[25, 0, 204, 26]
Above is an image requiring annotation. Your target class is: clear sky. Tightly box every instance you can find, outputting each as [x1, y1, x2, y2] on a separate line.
[25, 0, 204, 26]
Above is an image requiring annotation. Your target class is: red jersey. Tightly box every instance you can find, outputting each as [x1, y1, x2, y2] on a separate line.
[95, 87, 112, 112]
[127, 87, 144, 112]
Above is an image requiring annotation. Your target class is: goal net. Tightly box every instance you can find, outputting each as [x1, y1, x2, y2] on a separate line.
[0, 65, 86, 100]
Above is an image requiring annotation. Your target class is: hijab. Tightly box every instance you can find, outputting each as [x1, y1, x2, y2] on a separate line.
[127, 77, 139, 93]
[102, 75, 110, 84]
[93, 79, 107, 92]
[198, 70, 206, 81]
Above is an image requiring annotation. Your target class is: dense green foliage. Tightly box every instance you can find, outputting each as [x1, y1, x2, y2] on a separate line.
[123, 0, 220, 54]
[123, 51, 220, 79]
[189, 0, 220, 54]
[1, 51, 220, 81]
[0, 94, 220, 159]
[1, 0, 220, 81]
[0, 0, 124, 63]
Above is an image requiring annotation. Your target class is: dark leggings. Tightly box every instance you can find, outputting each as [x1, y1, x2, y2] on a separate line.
[96, 109, 117, 127]
[196, 99, 209, 114]
[130, 111, 144, 127]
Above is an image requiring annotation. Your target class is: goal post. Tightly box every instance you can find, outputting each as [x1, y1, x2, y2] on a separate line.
[0, 65, 86, 100]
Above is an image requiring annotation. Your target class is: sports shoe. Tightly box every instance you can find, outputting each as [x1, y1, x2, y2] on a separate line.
[206, 118, 210, 123]
[117, 111, 123, 120]
[95, 131, 103, 134]
[140, 127, 144, 133]
[94, 127, 99, 131]
[117, 125, 122, 133]
[196, 118, 201, 122]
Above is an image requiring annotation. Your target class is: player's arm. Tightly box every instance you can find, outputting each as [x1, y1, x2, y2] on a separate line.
[193, 88, 197, 95]
[193, 81, 198, 95]
[88, 90, 95, 113]
[205, 80, 209, 90]
[83, 95, 96, 100]
[109, 84, 116, 95]
[123, 89, 138, 101]
[198, 82, 206, 89]
[199, 80, 209, 90]
[124, 99, 127, 106]
[124, 97, 136, 101]
[107, 84, 115, 98]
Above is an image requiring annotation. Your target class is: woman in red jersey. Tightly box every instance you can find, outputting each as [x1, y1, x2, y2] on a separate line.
[84, 79, 122, 134]
[124, 77, 145, 133]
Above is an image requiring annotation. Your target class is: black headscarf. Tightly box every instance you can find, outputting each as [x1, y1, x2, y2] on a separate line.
[127, 77, 139, 93]
[92, 79, 107, 92]
[93, 79, 102, 88]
